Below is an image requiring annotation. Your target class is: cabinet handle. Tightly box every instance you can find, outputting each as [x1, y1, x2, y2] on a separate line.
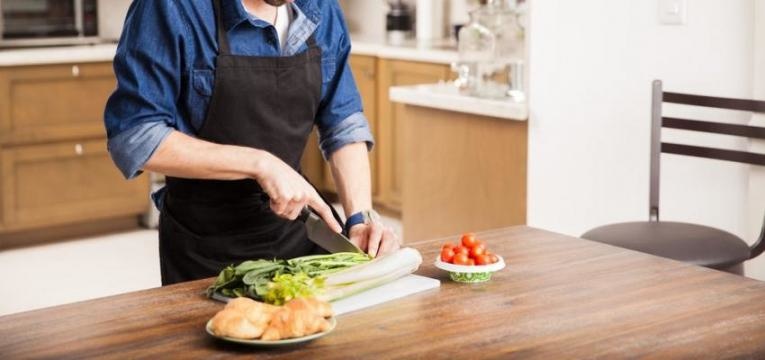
[74, 143, 84, 156]
[72, 65, 80, 77]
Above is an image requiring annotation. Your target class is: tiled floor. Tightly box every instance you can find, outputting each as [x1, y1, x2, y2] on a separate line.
[0, 210, 402, 316]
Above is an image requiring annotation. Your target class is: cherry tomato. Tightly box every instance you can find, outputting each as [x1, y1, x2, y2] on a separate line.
[461, 233, 478, 248]
[453, 245, 469, 256]
[441, 242, 456, 252]
[470, 244, 486, 258]
[488, 254, 499, 264]
[473, 240, 485, 249]
[453, 253, 470, 265]
[475, 254, 491, 265]
[467, 258, 476, 266]
[440, 248, 455, 263]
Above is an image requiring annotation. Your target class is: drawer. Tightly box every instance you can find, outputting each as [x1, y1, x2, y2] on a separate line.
[0, 139, 149, 231]
[0, 62, 116, 145]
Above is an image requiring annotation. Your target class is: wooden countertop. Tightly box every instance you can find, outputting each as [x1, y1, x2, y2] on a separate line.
[2, 226, 765, 358]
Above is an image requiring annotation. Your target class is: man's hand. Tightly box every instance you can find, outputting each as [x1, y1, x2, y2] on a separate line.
[348, 222, 400, 257]
[253, 152, 342, 233]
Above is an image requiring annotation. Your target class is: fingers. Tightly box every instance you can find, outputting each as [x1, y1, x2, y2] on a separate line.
[252, 153, 340, 230]
[376, 229, 400, 256]
[269, 183, 306, 220]
[366, 222, 385, 257]
[307, 196, 342, 233]
[348, 225, 369, 251]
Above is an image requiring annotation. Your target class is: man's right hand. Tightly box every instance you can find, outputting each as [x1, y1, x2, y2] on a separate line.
[252, 151, 342, 233]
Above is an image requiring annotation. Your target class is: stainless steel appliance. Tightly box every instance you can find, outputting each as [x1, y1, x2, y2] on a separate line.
[0, 0, 99, 48]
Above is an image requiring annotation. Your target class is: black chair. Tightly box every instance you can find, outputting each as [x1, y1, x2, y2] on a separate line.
[582, 80, 765, 275]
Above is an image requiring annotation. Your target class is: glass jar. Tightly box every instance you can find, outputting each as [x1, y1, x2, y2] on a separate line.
[474, 4, 524, 62]
[453, 10, 495, 96]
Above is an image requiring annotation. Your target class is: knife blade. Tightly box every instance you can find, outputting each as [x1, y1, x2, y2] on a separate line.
[298, 208, 364, 254]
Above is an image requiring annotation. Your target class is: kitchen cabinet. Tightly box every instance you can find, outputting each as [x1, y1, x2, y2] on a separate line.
[1, 140, 148, 231]
[302, 56, 450, 213]
[376, 60, 451, 212]
[0, 63, 114, 145]
[0, 62, 149, 247]
[400, 105, 527, 241]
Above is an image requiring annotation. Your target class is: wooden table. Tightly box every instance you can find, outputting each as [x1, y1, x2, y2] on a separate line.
[3, 226, 765, 359]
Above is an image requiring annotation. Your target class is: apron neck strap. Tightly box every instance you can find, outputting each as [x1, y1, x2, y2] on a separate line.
[214, 0, 319, 56]
[213, 0, 231, 55]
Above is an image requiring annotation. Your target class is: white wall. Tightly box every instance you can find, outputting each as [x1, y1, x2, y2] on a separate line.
[527, 0, 759, 275]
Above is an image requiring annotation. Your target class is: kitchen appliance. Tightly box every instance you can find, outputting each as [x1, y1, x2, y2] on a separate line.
[0, 0, 131, 48]
[386, 0, 413, 46]
[299, 208, 364, 254]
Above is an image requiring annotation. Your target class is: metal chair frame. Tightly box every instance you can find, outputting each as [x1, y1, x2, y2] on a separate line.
[649, 80, 765, 259]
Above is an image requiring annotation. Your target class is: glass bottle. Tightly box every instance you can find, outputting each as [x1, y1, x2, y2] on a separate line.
[453, 9, 495, 96]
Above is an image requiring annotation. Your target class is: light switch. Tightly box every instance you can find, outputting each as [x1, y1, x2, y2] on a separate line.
[658, 0, 686, 25]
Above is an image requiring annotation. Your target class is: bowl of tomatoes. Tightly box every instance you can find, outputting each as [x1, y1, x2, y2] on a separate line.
[434, 233, 505, 283]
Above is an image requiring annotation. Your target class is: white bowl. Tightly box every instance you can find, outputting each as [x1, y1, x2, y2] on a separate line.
[434, 255, 506, 283]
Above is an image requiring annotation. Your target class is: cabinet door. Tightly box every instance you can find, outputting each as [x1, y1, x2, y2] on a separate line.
[377, 60, 451, 212]
[0, 62, 116, 145]
[0, 139, 149, 231]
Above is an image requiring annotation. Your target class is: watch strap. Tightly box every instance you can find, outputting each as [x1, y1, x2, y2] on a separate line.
[344, 211, 366, 235]
[343, 210, 380, 235]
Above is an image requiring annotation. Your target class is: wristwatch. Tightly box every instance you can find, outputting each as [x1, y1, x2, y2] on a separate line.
[344, 209, 381, 235]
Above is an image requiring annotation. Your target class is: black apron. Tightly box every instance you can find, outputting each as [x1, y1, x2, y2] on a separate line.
[158, 0, 340, 286]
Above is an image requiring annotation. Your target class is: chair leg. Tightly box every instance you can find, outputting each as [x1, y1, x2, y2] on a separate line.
[717, 263, 745, 275]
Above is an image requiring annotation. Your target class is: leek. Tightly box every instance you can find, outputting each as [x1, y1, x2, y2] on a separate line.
[324, 247, 422, 286]
[316, 247, 423, 302]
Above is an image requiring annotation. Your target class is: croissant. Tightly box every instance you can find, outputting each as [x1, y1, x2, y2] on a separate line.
[210, 298, 280, 339]
[210, 297, 333, 341]
[244, 301, 280, 330]
[261, 298, 332, 341]
[294, 297, 334, 318]
[224, 297, 257, 312]
[209, 309, 265, 339]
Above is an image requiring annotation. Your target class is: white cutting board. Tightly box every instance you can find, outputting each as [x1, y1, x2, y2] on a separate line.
[331, 274, 441, 316]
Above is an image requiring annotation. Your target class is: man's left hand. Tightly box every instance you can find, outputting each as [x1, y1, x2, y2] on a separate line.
[348, 222, 400, 257]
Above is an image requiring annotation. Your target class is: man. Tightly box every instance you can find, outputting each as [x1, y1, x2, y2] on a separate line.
[104, 0, 399, 285]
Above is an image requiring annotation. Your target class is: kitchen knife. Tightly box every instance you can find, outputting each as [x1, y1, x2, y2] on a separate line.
[298, 208, 364, 254]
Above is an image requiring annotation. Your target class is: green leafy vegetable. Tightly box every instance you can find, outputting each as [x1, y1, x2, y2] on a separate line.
[206, 252, 371, 304]
[264, 272, 326, 305]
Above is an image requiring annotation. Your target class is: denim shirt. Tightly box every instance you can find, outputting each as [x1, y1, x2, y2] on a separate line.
[104, 0, 374, 181]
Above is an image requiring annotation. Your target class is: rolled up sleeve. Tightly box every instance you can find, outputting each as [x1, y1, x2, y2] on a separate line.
[315, 22, 374, 159]
[104, 0, 184, 179]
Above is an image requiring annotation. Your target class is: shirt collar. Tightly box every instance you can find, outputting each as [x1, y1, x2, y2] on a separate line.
[221, 1, 319, 31]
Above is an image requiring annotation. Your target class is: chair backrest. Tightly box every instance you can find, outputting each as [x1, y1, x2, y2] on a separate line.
[649, 80, 765, 222]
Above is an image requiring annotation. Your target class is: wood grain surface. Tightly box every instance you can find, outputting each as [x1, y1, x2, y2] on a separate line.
[2, 226, 765, 359]
[401, 105, 527, 242]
